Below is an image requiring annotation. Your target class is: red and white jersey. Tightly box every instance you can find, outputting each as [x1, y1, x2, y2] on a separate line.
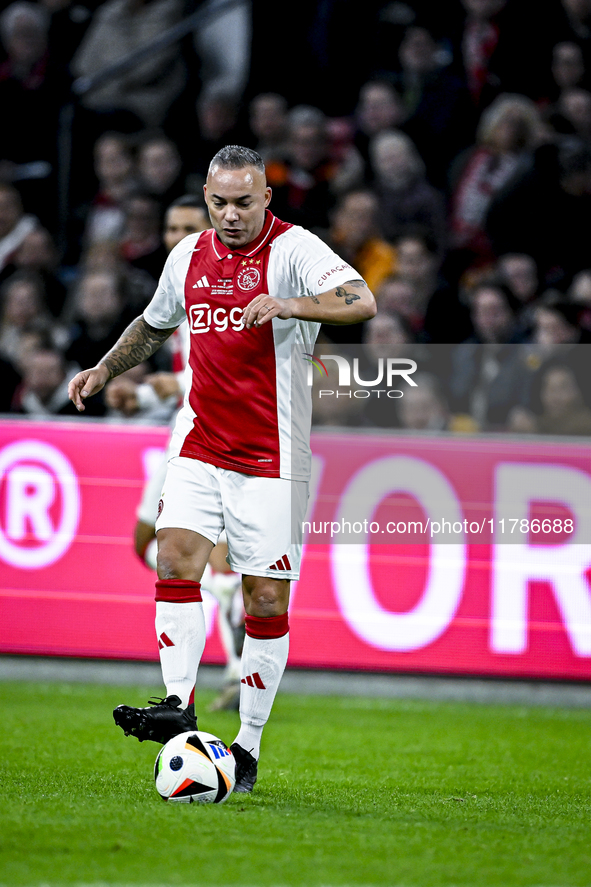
[144, 210, 359, 480]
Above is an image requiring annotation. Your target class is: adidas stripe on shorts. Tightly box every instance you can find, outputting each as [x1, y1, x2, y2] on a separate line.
[155, 456, 308, 579]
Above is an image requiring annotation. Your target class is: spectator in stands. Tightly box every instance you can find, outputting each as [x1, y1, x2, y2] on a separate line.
[448, 280, 528, 430]
[448, 93, 544, 274]
[103, 364, 177, 424]
[353, 79, 406, 173]
[369, 130, 446, 251]
[161, 195, 208, 253]
[11, 346, 82, 416]
[71, 238, 156, 318]
[78, 132, 137, 252]
[503, 294, 590, 426]
[137, 133, 185, 211]
[9, 226, 67, 318]
[9, 324, 50, 373]
[395, 233, 439, 302]
[325, 117, 365, 196]
[448, 344, 529, 431]
[395, 23, 474, 185]
[458, 0, 509, 107]
[397, 373, 451, 432]
[248, 93, 289, 164]
[495, 252, 542, 336]
[377, 275, 424, 336]
[544, 43, 591, 131]
[0, 183, 38, 278]
[569, 268, 591, 331]
[560, 0, 591, 44]
[65, 269, 133, 371]
[180, 90, 245, 183]
[554, 87, 591, 140]
[550, 41, 588, 100]
[496, 253, 541, 305]
[0, 1, 65, 223]
[119, 193, 166, 282]
[530, 296, 587, 346]
[71, 0, 187, 128]
[453, 0, 555, 107]
[103, 196, 210, 421]
[266, 105, 341, 231]
[569, 267, 591, 299]
[486, 137, 591, 283]
[0, 270, 55, 364]
[363, 311, 416, 348]
[360, 312, 422, 429]
[395, 231, 472, 343]
[464, 280, 521, 345]
[326, 190, 397, 295]
[509, 362, 591, 435]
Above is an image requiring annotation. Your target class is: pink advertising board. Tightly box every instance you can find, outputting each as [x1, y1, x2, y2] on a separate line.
[1, 419, 590, 680]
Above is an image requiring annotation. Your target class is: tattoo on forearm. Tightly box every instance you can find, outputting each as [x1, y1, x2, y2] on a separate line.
[335, 285, 362, 306]
[99, 317, 176, 380]
[310, 295, 321, 304]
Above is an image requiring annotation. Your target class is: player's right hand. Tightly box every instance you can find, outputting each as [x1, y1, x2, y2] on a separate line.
[68, 365, 110, 412]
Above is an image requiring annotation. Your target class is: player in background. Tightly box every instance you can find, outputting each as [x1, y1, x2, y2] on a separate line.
[108, 195, 244, 712]
[68, 146, 377, 792]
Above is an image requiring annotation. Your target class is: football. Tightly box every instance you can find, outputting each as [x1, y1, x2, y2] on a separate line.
[154, 730, 236, 804]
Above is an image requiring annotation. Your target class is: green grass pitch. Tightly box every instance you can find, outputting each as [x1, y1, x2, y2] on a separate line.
[1, 679, 590, 887]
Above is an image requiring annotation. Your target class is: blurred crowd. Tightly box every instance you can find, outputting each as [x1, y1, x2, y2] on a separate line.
[0, 0, 590, 436]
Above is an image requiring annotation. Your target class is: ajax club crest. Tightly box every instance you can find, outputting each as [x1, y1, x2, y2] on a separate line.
[236, 260, 261, 292]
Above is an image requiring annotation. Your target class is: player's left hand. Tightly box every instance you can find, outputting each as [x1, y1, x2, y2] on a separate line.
[243, 294, 294, 329]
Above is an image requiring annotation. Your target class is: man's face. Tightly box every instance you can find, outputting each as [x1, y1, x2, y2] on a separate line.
[164, 206, 209, 253]
[359, 84, 403, 135]
[334, 192, 377, 246]
[472, 288, 512, 342]
[26, 352, 65, 402]
[204, 165, 271, 249]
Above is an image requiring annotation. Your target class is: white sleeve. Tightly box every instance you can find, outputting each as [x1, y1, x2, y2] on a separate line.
[282, 227, 362, 298]
[143, 234, 200, 329]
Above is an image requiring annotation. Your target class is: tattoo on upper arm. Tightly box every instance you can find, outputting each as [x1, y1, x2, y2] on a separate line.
[335, 285, 361, 306]
[345, 279, 368, 288]
[100, 316, 176, 380]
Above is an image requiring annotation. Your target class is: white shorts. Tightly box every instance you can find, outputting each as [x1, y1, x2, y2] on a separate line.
[155, 456, 308, 579]
[136, 459, 228, 546]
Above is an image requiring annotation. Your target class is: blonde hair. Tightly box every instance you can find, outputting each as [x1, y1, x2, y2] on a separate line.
[477, 94, 544, 150]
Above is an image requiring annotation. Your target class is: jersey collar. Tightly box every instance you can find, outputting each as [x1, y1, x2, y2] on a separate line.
[211, 210, 278, 260]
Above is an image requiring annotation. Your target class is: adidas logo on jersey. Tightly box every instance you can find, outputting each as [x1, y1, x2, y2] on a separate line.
[241, 672, 266, 689]
[268, 554, 292, 572]
[192, 275, 210, 288]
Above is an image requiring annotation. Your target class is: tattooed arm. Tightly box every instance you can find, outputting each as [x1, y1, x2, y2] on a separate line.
[243, 279, 377, 329]
[68, 316, 178, 412]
